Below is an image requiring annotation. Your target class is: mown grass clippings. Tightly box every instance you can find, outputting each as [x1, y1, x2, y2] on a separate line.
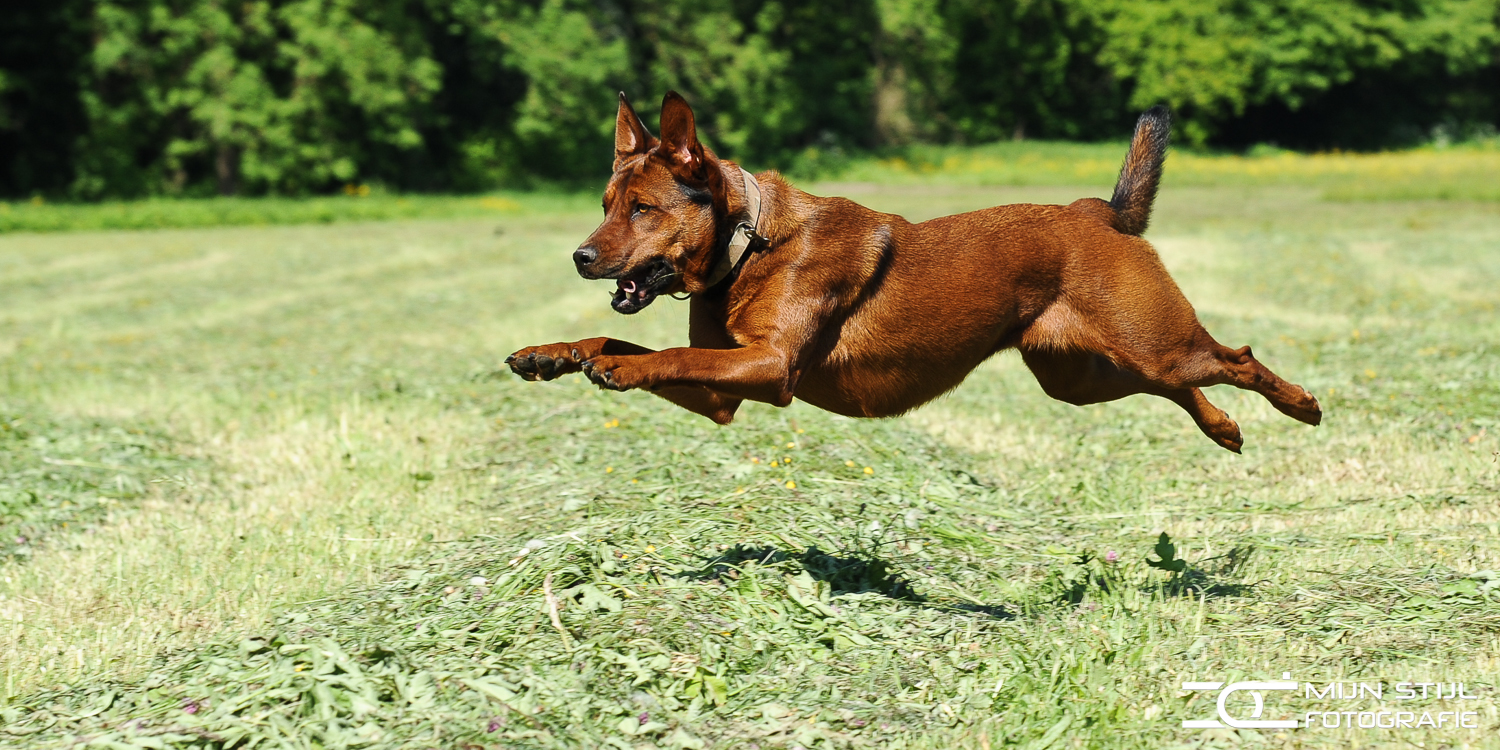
[0, 409, 200, 560]
[6, 377, 1499, 747]
[1, 185, 1498, 747]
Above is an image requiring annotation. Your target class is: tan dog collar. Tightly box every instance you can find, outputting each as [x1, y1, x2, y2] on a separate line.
[704, 167, 766, 289]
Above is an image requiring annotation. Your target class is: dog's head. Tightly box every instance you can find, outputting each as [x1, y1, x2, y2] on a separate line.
[574, 92, 728, 314]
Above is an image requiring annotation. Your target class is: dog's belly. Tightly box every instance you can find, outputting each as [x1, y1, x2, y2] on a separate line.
[794, 364, 980, 417]
[793, 302, 1020, 418]
[787, 206, 1084, 417]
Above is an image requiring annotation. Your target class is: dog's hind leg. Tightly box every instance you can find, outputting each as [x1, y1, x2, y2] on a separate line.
[1026, 243, 1321, 438]
[1094, 335, 1321, 429]
[1021, 349, 1244, 452]
[1199, 344, 1321, 426]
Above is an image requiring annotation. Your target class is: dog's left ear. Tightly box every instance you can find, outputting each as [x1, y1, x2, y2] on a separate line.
[658, 91, 707, 182]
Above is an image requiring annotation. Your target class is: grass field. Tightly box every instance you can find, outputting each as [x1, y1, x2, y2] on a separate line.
[1, 151, 1498, 748]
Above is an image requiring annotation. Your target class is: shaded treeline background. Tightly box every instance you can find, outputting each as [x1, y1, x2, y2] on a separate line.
[3, 0, 1498, 199]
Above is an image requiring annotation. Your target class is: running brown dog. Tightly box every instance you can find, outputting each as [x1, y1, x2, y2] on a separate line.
[507, 92, 1321, 452]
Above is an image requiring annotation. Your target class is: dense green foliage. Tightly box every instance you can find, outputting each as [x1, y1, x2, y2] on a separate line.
[2, 0, 1498, 198]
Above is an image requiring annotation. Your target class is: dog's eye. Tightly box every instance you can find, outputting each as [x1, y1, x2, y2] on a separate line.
[633, 204, 654, 216]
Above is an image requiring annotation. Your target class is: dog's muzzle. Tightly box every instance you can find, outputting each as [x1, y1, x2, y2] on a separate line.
[611, 256, 675, 315]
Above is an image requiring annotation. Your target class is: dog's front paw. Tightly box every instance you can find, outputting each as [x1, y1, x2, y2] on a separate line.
[580, 356, 640, 392]
[506, 344, 585, 382]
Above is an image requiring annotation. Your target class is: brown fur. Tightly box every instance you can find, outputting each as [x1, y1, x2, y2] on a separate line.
[507, 92, 1321, 452]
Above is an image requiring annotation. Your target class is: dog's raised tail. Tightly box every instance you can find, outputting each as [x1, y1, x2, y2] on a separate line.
[1108, 105, 1172, 236]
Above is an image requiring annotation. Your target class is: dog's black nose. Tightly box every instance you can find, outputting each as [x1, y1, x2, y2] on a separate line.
[573, 246, 599, 267]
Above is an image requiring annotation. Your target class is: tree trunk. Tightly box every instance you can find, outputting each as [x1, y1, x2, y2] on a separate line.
[874, 61, 917, 147]
[215, 144, 240, 196]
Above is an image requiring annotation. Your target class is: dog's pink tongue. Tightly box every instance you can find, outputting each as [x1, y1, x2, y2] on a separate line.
[621, 279, 637, 294]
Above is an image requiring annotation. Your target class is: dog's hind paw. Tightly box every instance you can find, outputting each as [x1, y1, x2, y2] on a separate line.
[1215, 431, 1244, 454]
[1273, 388, 1322, 426]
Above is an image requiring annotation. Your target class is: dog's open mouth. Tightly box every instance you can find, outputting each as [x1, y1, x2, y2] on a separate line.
[611, 257, 676, 314]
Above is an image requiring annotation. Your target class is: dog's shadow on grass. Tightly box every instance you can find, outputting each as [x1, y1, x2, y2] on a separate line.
[1057, 545, 1257, 605]
[684, 543, 1016, 619]
[684, 543, 1257, 621]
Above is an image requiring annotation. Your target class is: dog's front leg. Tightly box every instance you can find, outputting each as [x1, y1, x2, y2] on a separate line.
[508, 337, 743, 423]
[583, 293, 829, 407]
[506, 337, 646, 381]
[581, 343, 800, 406]
[646, 385, 742, 424]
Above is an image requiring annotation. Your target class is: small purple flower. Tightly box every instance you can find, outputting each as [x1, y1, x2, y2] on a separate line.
[1104, 550, 1119, 563]
[182, 699, 201, 715]
[486, 716, 503, 732]
[638, 711, 650, 726]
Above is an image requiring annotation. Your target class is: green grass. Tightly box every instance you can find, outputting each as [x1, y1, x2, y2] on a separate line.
[4, 140, 1500, 236]
[1, 157, 1498, 748]
[801, 139, 1500, 201]
[0, 193, 580, 234]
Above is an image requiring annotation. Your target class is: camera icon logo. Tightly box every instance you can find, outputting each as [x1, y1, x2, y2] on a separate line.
[1182, 674, 1300, 729]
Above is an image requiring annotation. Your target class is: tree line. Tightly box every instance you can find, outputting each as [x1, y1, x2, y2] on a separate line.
[2, 0, 1496, 199]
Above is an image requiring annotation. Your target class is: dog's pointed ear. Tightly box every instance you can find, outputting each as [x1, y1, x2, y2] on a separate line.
[614, 92, 656, 170]
[658, 91, 707, 181]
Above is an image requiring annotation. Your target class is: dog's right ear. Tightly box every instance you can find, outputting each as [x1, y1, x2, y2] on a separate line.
[658, 91, 708, 183]
[614, 93, 656, 170]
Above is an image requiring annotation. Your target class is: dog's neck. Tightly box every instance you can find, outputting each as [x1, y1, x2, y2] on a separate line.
[703, 161, 764, 289]
[720, 162, 788, 243]
[722, 164, 819, 248]
[697, 158, 816, 292]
